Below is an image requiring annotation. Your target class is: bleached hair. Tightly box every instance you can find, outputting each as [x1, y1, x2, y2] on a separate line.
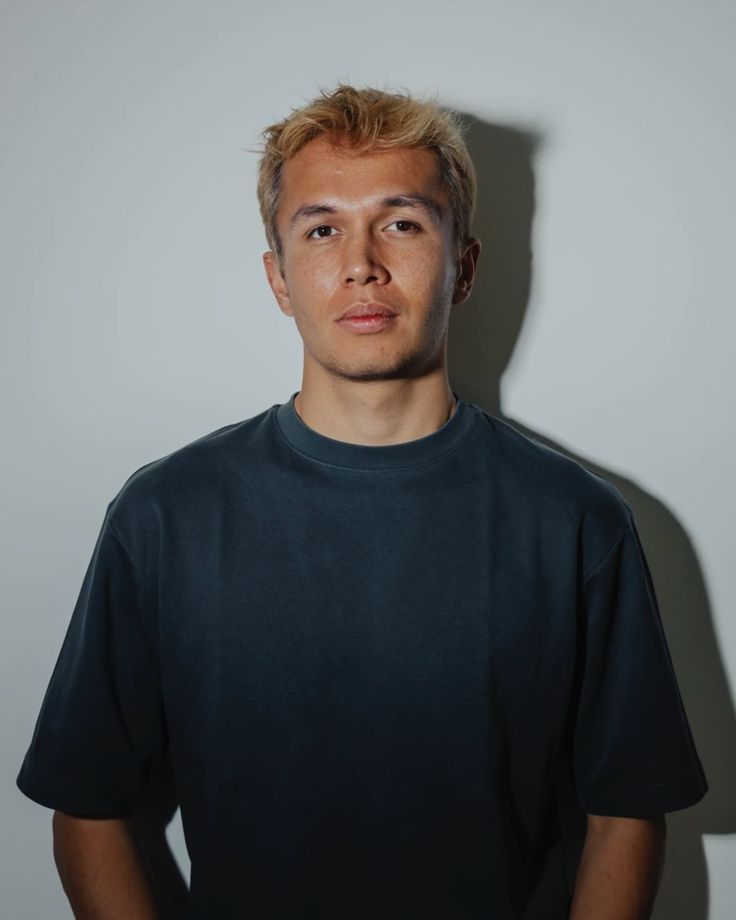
[255, 83, 476, 270]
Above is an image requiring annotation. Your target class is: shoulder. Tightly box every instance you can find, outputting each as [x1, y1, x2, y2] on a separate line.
[474, 408, 634, 575]
[106, 403, 275, 540]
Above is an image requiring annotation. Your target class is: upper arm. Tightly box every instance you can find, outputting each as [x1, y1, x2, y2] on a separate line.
[586, 813, 667, 836]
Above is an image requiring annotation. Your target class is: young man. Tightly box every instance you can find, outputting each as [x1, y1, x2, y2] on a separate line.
[18, 84, 707, 919]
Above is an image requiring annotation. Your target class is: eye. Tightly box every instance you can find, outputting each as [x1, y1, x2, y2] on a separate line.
[387, 219, 420, 232]
[307, 225, 336, 239]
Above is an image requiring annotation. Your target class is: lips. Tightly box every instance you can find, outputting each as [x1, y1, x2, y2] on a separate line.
[338, 302, 397, 320]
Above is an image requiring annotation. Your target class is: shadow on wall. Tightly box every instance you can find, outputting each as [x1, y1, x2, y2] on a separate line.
[449, 113, 736, 920]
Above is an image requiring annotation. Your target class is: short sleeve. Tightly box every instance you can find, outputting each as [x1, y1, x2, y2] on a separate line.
[572, 507, 708, 817]
[16, 504, 168, 818]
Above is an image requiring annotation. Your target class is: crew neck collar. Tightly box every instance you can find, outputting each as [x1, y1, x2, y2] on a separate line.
[274, 390, 477, 471]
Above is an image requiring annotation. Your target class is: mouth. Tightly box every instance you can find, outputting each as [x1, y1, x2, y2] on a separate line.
[337, 302, 398, 321]
[336, 305, 398, 335]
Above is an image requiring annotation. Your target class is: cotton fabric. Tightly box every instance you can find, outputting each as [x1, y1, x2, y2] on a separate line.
[17, 392, 708, 918]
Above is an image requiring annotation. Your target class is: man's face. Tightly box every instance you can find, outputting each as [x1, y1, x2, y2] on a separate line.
[263, 136, 476, 384]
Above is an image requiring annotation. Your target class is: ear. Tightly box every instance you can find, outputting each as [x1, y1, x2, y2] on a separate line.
[452, 237, 481, 305]
[263, 251, 294, 317]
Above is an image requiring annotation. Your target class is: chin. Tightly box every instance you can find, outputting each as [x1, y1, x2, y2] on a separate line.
[329, 354, 422, 383]
[311, 338, 424, 381]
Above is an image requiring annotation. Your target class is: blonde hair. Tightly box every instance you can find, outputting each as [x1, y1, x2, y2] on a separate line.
[256, 84, 476, 270]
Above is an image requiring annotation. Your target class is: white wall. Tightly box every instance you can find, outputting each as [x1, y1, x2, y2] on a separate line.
[2, 1, 734, 916]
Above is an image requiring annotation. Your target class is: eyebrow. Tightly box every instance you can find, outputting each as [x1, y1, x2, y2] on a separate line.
[289, 194, 443, 229]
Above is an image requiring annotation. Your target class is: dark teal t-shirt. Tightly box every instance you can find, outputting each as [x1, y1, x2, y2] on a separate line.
[17, 391, 708, 918]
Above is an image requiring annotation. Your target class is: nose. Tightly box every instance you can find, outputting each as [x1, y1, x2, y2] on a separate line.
[340, 230, 390, 287]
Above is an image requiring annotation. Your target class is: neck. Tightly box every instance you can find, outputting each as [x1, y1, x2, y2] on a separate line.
[293, 382, 457, 448]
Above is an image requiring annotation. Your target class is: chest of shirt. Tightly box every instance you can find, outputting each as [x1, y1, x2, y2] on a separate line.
[148, 471, 580, 748]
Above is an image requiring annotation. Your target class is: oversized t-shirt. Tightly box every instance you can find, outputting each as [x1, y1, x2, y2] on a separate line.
[17, 391, 708, 918]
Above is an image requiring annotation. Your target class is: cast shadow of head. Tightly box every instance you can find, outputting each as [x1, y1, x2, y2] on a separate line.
[448, 113, 735, 919]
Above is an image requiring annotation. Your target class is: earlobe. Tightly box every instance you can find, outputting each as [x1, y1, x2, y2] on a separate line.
[452, 278, 473, 305]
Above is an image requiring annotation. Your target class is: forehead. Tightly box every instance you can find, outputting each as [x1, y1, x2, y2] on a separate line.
[278, 137, 446, 213]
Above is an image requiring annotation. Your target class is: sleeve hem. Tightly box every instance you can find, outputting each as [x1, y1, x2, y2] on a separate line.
[578, 776, 709, 819]
[16, 761, 138, 819]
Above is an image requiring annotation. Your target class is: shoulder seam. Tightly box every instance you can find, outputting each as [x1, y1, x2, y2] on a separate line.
[107, 517, 140, 580]
[581, 518, 630, 588]
[106, 517, 158, 662]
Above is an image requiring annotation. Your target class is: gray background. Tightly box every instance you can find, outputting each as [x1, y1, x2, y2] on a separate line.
[2, 0, 734, 916]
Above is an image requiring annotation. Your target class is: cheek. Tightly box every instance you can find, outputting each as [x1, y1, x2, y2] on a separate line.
[291, 253, 334, 297]
[400, 251, 453, 296]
